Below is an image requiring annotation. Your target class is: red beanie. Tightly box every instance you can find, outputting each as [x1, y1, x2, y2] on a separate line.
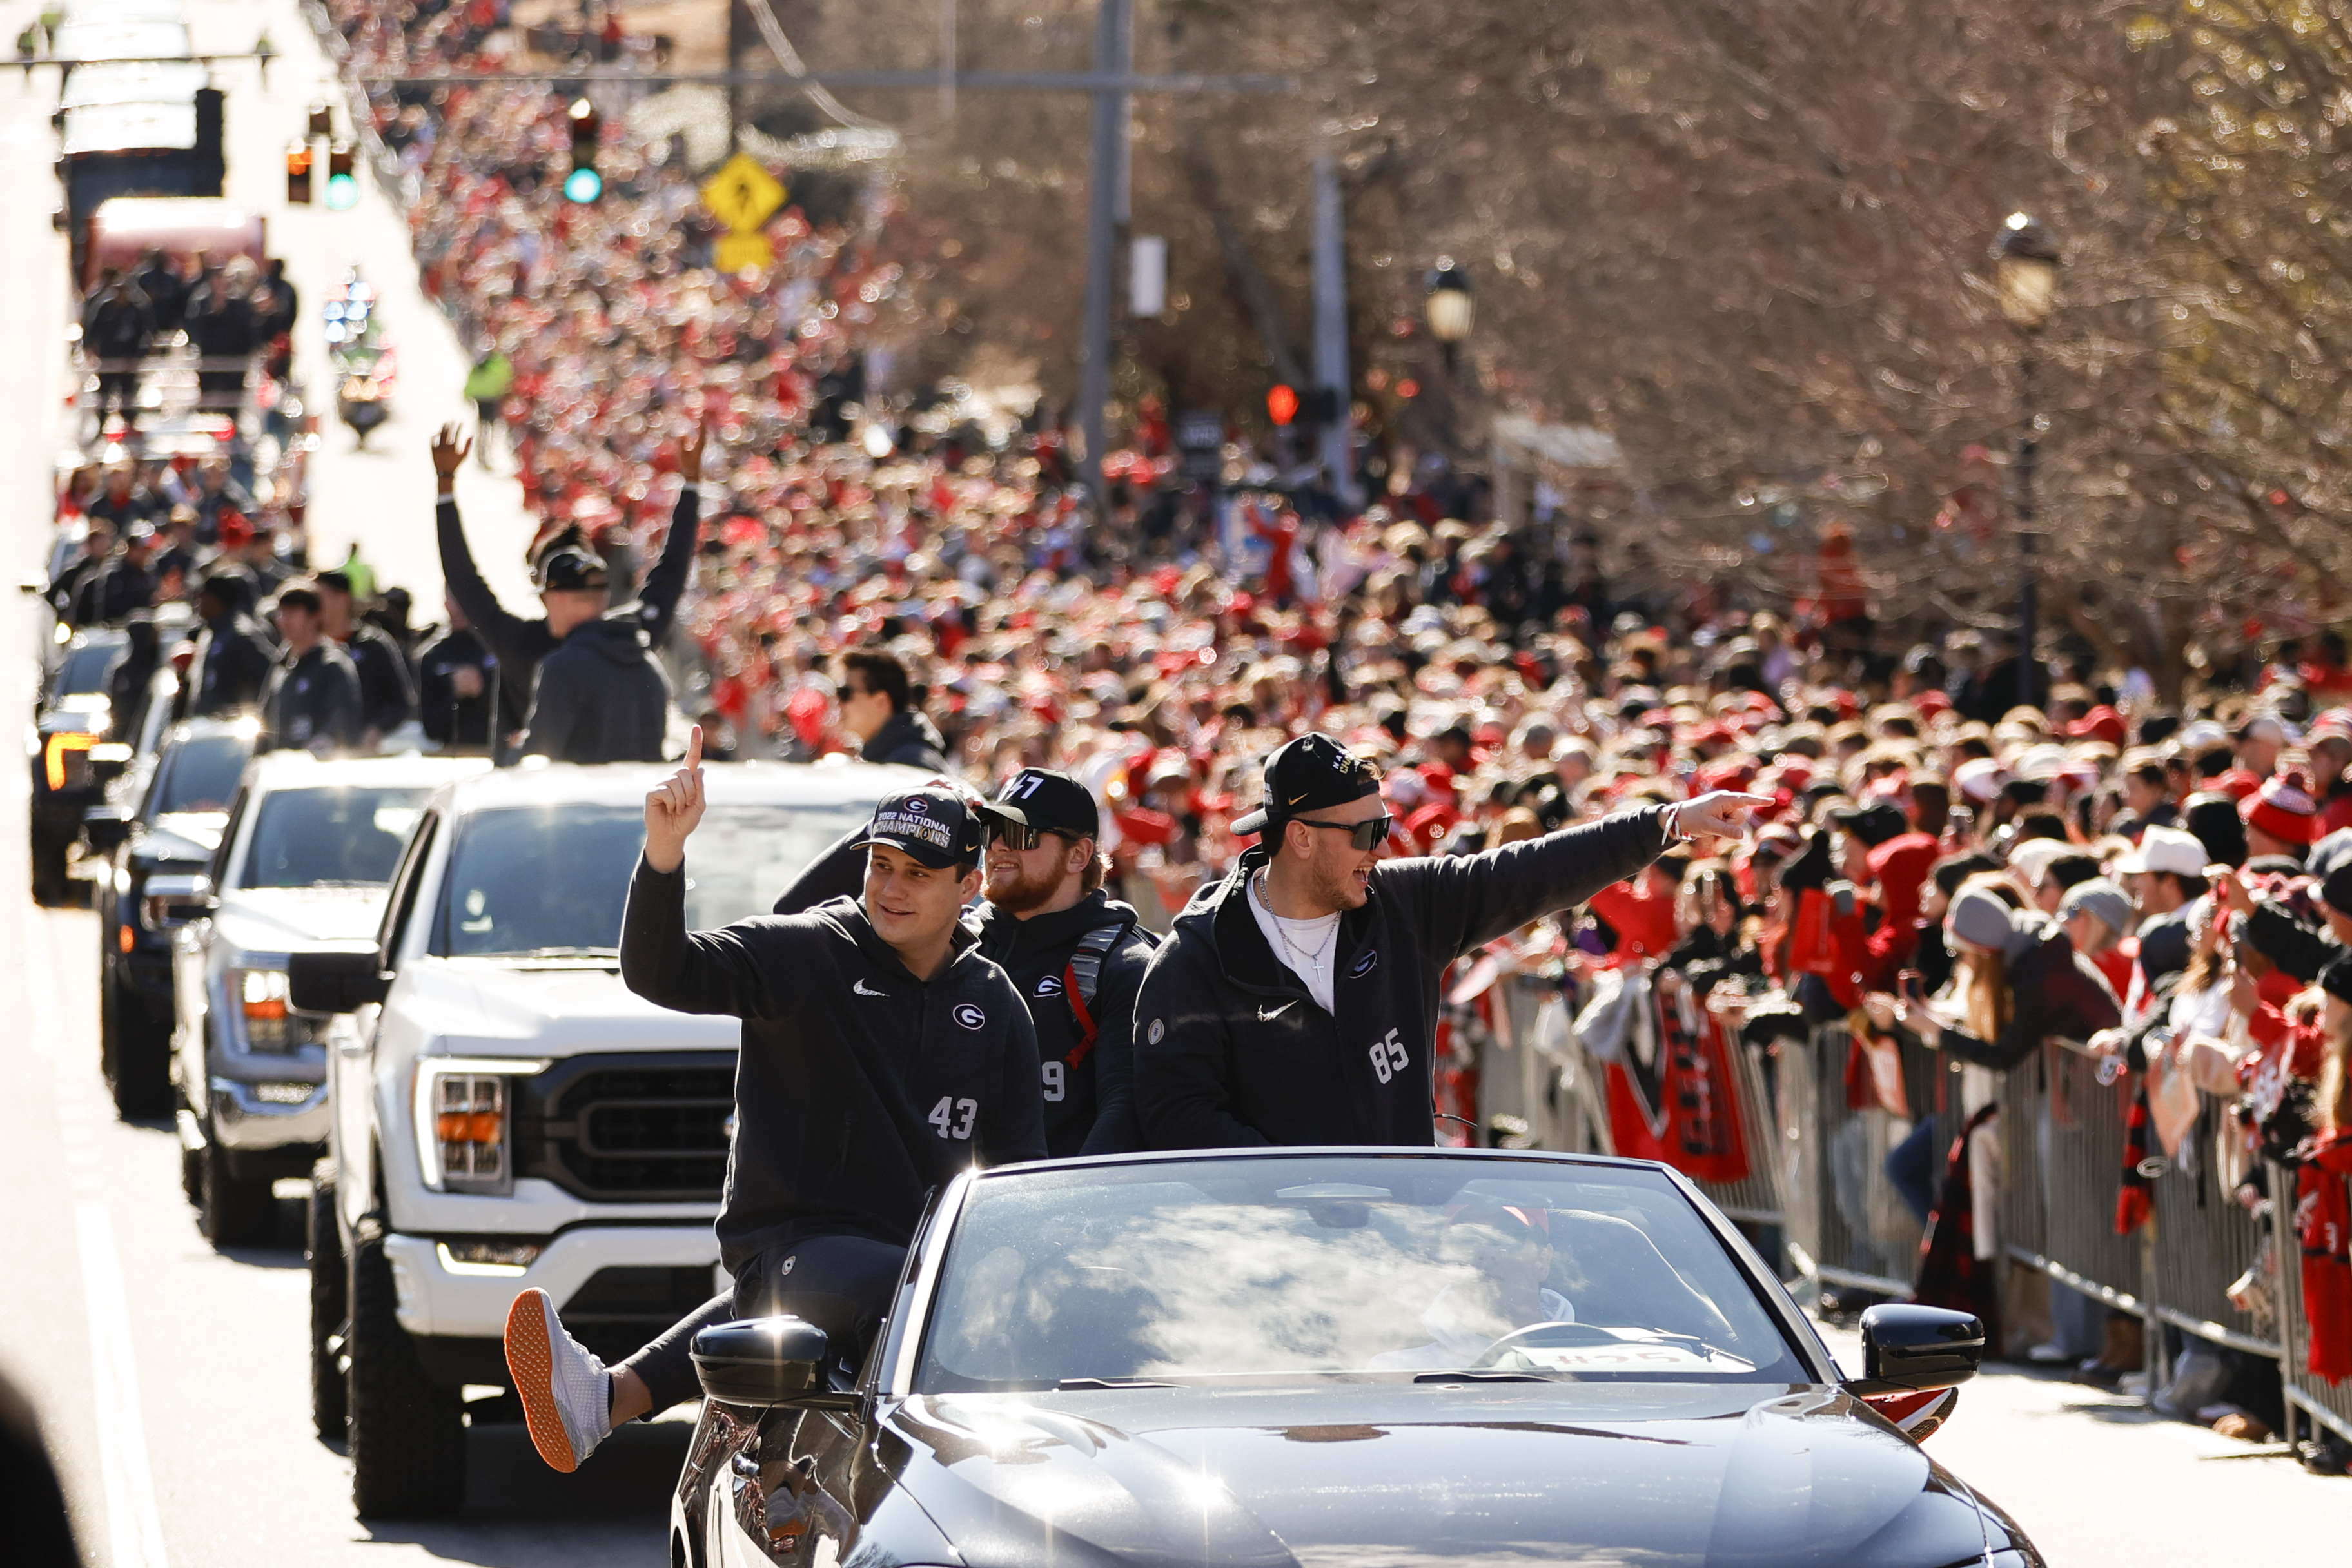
[2242, 769, 2322, 847]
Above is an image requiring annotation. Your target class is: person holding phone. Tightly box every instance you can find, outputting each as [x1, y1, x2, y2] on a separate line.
[1132, 733, 1772, 1149]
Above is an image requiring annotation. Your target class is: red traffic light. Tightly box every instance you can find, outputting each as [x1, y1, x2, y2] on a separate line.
[1266, 384, 1299, 427]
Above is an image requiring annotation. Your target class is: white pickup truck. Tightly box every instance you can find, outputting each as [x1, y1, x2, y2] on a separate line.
[289, 758, 905, 1518]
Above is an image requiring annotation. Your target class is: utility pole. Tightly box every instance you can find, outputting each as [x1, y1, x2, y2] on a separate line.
[1076, 0, 1131, 512]
[726, 0, 746, 151]
[1310, 143, 1354, 507]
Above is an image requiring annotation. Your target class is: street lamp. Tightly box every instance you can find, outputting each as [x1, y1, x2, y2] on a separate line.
[1424, 258, 1474, 368]
[1992, 212, 2059, 709]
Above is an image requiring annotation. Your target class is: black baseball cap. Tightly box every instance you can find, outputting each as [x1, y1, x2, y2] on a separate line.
[1827, 799, 1908, 847]
[1231, 732, 1382, 836]
[977, 768, 1099, 838]
[536, 546, 609, 594]
[855, 787, 985, 870]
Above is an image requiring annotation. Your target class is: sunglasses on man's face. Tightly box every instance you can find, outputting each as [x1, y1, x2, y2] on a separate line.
[985, 820, 1077, 852]
[1289, 814, 1393, 852]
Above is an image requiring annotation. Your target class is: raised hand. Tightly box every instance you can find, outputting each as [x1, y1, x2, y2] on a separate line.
[1674, 791, 1777, 843]
[644, 725, 707, 873]
[678, 420, 709, 484]
[431, 423, 473, 489]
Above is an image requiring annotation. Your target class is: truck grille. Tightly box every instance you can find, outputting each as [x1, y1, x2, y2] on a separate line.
[514, 1052, 734, 1202]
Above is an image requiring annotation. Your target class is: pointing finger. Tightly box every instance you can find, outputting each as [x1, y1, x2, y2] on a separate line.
[686, 724, 703, 773]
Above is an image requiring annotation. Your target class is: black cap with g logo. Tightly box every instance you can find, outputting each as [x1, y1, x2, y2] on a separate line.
[855, 787, 985, 869]
[1232, 733, 1382, 836]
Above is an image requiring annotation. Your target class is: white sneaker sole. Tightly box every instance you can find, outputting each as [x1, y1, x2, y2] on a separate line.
[504, 1288, 580, 1473]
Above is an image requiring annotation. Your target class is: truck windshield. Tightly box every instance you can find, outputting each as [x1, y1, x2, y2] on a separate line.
[431, 802, 870, 958]
[238, 786, 433, 889]
[151, 732, 253, 815]
[52, 641, 125, 696]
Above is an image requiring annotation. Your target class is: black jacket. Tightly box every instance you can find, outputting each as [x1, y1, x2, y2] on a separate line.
[1135, 807, 1673, 1150]
[774, 833, 1154, 1157]
[71, 555, 155, 626]
[436, 486, 700, 713]
[863, 709, 949, 772]
[1910, 928, 2121, 1071]
[261, 642, 363, 754]
[415, 625, 496, 747]
[621, 863, 1046, 1273]
[970, 892, 1155, 1158]
[190, 611, 279, 717]
[520, 616, 671, 763]
[340, 620, 416, 738]
[2242, 898, 2345, 985]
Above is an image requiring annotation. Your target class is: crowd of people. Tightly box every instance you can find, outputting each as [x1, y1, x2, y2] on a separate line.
[51, 0, 2352, 1466]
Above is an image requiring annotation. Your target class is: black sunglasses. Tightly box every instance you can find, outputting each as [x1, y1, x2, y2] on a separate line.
[985, 820, 1081, 852]
[1289, 814, 1393, 851]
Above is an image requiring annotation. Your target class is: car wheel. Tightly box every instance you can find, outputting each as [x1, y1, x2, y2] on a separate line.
[197, 1137, 277, 1248]
[307, 1162, 348, 1441]
[346, 1218, 466, 1517]
[30, 825, 68, 906]
[102, 965, 171, 1121]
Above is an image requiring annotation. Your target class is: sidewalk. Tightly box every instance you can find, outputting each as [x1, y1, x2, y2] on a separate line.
[1811, 1316, 2346, 1564]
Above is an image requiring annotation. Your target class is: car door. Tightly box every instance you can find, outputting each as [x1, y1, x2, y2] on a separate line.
[174, 783, 247, 1101]
[333, 808, 438, 1233]
[709, 1407, 863, 1568]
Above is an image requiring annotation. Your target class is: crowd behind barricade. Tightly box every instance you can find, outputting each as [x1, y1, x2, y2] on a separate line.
[53, 0, 2295, 1467]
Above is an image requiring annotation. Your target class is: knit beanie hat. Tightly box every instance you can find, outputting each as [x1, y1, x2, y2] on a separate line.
[2057, 878, 2133, 942]
[2322, 863, 2352, 921]
[2241, 769, 2321, 847]
[1947, 885, 2017, 956]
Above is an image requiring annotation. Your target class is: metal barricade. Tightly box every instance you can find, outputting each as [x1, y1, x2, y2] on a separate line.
[1687, 1030, 1788, 1230]
[2270, 1159, 2352, 1446]
[2146, 1121, 2278, 1359]
[2010, 1041, 2143, 1312]
[1783, 1022, 1954, 1297]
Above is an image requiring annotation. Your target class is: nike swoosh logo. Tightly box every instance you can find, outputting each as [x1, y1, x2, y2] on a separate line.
[1288, 791, 1309, 803]
[854, 980, 886, 997]
[1259, 1001, 1298, 1021]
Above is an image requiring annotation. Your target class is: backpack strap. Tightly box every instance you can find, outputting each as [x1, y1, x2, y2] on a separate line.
[1060, 921, 1132, 1066]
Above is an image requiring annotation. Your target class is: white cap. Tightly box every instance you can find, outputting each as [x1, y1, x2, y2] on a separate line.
[2008, 837, 2074, 884]
[2114, 825, 2208, 879]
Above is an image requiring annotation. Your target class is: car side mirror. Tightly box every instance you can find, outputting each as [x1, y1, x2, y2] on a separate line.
[83, 806, 133, 852]
[286, 948, 391, 1014]
[141, 872, 214, 929]
[1844, 1304, 1983, 1398]
[692, 1317, 857, 1410]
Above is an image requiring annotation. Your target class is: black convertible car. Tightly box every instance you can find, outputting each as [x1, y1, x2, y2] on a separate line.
[673, 1149, 2038, 1568]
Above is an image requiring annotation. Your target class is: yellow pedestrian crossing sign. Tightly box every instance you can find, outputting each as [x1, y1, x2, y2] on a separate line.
[701, 153, 786, 233]
[715, 231, 776, 275]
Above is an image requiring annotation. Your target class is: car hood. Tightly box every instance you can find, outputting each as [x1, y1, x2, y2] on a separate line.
[400, 959, 742, 1055]
[212, 887, 391, 956]
[130, 811, 226, 865]
[882, 1383, 2029, 1568]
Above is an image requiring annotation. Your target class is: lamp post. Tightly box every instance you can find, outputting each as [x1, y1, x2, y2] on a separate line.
[1424, 257, 1475, 370]
[1993, 212, 2058, 710]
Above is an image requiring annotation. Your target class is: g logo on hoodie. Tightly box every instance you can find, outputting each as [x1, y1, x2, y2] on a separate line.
[953, 1003, 986, 1029]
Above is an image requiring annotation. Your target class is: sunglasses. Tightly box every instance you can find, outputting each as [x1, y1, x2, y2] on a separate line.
[1289, 814, 1393, 851]
[985, 820, 1079, 852]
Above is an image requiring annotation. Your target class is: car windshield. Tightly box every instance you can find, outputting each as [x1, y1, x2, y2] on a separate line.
[52, 641, 124, 696]
[916, 1155, 1808, 1393]
[151, 733, 251, 815]
[238, 786, 432, 889]
[431, 801, 870, 958]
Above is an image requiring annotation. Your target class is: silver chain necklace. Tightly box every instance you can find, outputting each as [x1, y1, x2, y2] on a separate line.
[1255, 868, 1337, 970]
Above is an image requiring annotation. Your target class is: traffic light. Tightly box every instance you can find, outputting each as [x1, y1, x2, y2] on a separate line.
[564, 98, 602, 204]
[1266, 383, 1299, 427]
[285, 141, 312, 204]
[324, 141, 357, 210]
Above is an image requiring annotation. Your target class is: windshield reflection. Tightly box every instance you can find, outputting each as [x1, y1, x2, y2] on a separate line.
[918, 1158, 1801, 1391]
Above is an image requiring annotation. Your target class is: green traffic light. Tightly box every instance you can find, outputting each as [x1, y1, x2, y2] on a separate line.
[564, 166, 602, 204]
[324, 172, 358, 210]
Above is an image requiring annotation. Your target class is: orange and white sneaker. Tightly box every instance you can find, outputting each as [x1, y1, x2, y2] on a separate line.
[504, 1288, 612, 1472]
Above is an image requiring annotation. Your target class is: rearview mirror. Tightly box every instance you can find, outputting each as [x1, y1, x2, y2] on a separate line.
[286, 948, 391, 1014]
[692, 1317, 856, 1409]
[1844, 1304, 1983, 1398]
[141, 872, 213, 929]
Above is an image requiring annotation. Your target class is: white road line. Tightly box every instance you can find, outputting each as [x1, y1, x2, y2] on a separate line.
[28, 913, 171, 1568]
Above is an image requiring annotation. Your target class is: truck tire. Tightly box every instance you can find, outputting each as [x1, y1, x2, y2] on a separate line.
[308, 1164, 347, 1441]
[101, 966, 170, 1121]
[346, 1220, 466, 1516]
[197, 1137, 277, 1247]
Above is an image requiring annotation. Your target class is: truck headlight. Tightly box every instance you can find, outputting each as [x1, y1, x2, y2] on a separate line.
[231, 967, 319, 1053]
[413, 1058, 545, 1196]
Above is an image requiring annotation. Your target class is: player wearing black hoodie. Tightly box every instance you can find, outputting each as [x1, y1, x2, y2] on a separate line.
[503, 743, 1043, 1474]
[1133, 734, 1767, 1150]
